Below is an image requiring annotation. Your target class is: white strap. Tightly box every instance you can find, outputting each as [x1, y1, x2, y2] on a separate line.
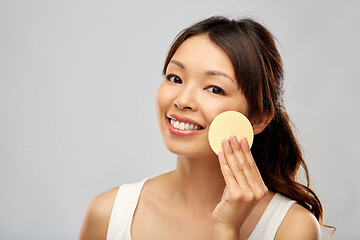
[248, 193, 296, 240]
[106, 178, 149, 240]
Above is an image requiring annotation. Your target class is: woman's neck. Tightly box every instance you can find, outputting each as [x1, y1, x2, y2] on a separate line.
[170, 155, 226, 214]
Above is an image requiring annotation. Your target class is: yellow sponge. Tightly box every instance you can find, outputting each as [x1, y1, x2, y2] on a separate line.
[208, 111, 254, 155]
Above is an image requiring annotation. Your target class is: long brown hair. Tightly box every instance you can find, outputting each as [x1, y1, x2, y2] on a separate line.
[163, 16, 323, 222]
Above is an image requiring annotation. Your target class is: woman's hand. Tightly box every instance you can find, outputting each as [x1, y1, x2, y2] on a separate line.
[212, 136, 268, 239]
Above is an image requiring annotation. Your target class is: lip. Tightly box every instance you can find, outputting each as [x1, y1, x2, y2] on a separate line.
[166, 114, 205, 136]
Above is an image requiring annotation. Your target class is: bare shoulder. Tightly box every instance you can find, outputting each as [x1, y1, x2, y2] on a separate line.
[275, 203, 321, 240]
[78, 187, 119, 240]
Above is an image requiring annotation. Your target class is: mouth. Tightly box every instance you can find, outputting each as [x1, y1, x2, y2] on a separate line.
[166, 114, 205, 133]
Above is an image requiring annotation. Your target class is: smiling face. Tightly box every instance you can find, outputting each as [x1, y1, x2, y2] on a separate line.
[156, 34, 250, 158]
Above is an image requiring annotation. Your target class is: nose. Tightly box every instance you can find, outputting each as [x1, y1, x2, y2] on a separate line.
[173, 85, 197, 111]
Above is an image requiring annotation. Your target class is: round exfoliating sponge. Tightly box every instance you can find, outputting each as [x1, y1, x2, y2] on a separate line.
[208, 111, 254, 155]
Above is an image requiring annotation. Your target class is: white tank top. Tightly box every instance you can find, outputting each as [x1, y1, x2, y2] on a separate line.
[106, 178, 296, 240]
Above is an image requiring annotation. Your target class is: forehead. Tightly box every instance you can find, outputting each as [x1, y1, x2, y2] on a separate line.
[169, 35, 235, 78]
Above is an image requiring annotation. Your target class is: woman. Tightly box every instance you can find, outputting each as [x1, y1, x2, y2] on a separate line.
[79, 16, 323, 239]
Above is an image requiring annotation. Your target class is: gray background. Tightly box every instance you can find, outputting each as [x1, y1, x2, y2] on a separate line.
[0, 0, 359, 239]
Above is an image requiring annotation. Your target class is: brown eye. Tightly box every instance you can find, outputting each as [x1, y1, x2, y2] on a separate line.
[206, 86, 225, 95]
[166, 74, 182, 84]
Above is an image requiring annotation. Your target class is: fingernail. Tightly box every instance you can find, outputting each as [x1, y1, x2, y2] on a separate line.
[242, 138, 249, 146]
[231, 135, 238, 144]
[218, 150, 224, 158]
[222, 138, 230, 147]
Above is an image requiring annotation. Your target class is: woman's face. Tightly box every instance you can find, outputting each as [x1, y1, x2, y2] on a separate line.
[156, 34, 249, 158]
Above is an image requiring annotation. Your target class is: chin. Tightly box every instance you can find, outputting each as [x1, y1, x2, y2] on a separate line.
[164, 142, 216, 159]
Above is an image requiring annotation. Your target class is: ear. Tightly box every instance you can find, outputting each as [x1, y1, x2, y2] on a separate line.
[251, 112, 273, 135]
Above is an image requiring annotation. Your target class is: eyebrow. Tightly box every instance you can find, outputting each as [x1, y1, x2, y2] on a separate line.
[170, 60, 185, 69]
[205, 70, 235, 83]
[169, 60, 235, 83]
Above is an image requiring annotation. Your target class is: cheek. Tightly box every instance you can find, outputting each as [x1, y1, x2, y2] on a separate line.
[204, 105, 229, 124]
[155, 83, 170, 114]
[201, 96, 249, 124]
[155, 91, 161, 113]
[198, 97, 229, 124]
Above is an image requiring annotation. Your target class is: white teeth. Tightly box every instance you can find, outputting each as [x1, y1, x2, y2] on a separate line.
[170, 118, 201, 131]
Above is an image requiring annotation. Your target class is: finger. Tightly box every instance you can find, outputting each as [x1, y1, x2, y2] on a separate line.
[229, 135, 245, 164]
[229, 136, 261, 191]
[222, 138, 250, 191]
[218, 150, 239, 191]
[240, 138, 268, 194]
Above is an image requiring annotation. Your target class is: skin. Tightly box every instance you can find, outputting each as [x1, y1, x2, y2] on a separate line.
[79, 35, 320, 240]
